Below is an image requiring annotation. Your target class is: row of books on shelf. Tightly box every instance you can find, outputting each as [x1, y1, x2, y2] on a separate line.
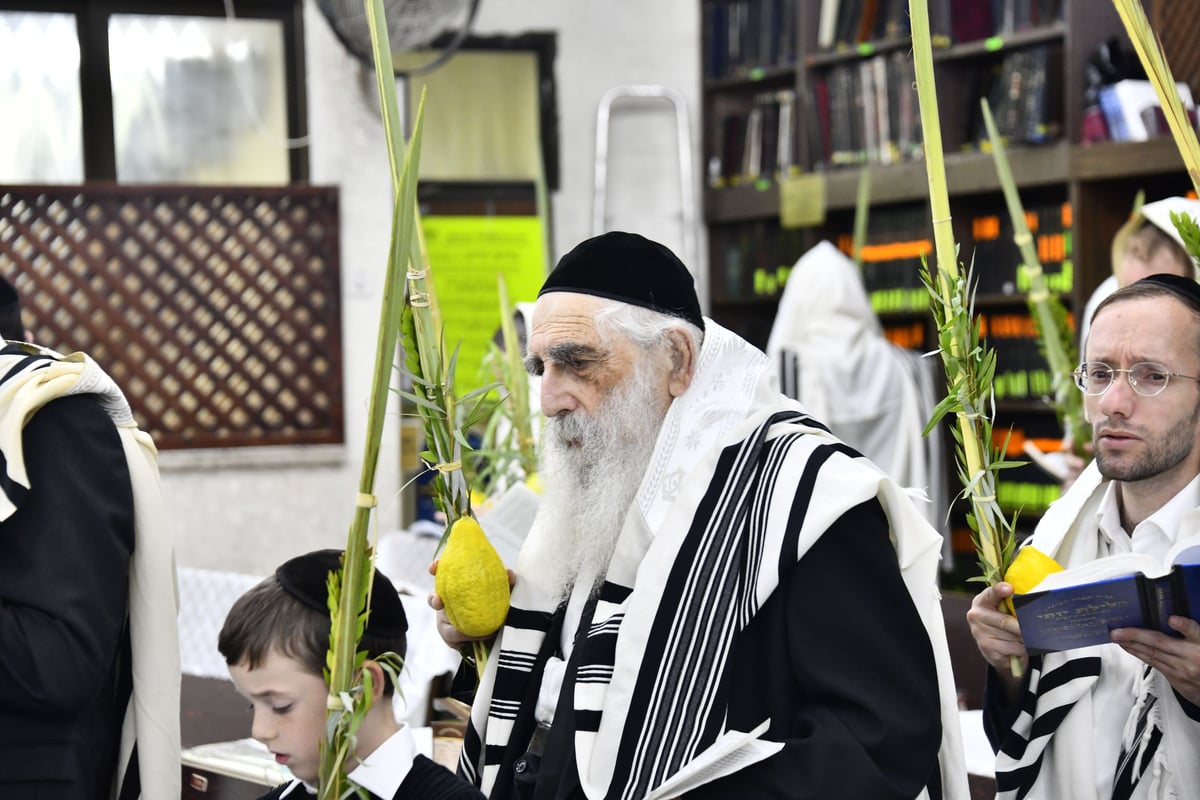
[979, 309, 1076, 400]
[994, 422, 1066, 515]
[947, 0, 1063, 45]
[715, 222, 806, 301]
[704, 0, 798, 81]
[810, 52, 923, 169]
[969, 199, 1072, 296]
[818, 0, 1062, 53]
[969, 45, 1062, 148]
[711, 89, 800, 187]
[882, 320, 925, 349]
[710, 46, 1061, 178]
[817, 0, 911, 51]
[807, 43, 1060, 171]
[715, 200, 1072, 313]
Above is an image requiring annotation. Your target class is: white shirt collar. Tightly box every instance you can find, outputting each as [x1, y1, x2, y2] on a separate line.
[277, 780, 312, 797]
[1095, 472, 1200, 560]
[347, 723, 418, 799]
[273, 724, 419, 799]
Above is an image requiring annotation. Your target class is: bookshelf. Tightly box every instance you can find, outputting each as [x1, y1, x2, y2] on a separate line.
[700, 0, 1200, 587]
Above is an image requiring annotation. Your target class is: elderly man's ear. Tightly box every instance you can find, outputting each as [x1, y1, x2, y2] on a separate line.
[666, 328, 698, 398]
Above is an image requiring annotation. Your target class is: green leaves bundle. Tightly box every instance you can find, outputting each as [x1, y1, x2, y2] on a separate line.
[908, 0, 1023, 673]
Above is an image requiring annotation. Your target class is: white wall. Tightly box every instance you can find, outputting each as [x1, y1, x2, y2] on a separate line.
[165, 0, 703, 578]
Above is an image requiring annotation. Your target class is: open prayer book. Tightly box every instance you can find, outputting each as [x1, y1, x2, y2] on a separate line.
[1013, 537, 1200, 655]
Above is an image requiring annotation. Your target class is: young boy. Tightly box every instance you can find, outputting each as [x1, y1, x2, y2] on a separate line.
[218, 549, 483, 799]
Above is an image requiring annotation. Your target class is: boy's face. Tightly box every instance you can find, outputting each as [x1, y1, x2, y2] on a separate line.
[228, 649, 328, 783]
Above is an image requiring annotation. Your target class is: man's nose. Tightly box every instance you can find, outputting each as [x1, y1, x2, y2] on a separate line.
[1098, 373, 1136, 416]
[539, 369, 578, 417]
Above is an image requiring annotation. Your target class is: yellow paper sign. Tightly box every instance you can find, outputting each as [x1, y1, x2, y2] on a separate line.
[420, 215, 547, 396]
[779, 172, 826, 229]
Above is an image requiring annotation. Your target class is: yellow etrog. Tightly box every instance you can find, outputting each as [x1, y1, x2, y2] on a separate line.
[1003, 546, 1063, 614]
[436, 515, 511, 637]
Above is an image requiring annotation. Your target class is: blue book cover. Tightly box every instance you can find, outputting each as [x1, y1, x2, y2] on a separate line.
[1013, 557, 1200, 655]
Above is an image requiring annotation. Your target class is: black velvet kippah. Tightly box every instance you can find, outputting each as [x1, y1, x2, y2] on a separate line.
[538, 231, 704, 330]
[1135, 272, 1200, 312]
[275, 549, 408, 636]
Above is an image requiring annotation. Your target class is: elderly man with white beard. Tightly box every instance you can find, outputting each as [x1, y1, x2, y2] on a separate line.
[430, 231, 968, 800]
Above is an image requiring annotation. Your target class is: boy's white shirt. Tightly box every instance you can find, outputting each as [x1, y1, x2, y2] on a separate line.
[278, 723, 419, 798]
[348, 723, 419, 798]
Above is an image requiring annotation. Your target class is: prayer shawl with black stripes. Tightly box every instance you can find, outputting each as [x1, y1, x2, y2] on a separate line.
[459, 320, 968, 800]
[994, 461, 1200, 799]
[0, 345, 180, 799]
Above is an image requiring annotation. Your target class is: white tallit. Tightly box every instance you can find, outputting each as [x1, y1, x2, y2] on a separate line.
[766, 240, 945, 532]
[995, 461, 1200, 799]
[0, 344, 180, 800]
[461, 320, 967, 799]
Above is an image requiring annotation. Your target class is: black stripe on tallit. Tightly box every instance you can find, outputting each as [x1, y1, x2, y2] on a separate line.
[117, 745, 139, 800]
[778, 440, 861, 577]
[611, 417, 774, 799]
[997, 656, 1102, 761]
[612, 412, 840, 799]
[995, 656, 1102, 798]
[466, 605, 563, 800]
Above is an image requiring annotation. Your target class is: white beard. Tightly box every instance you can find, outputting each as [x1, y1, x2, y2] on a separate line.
[518, 361, 668, 604]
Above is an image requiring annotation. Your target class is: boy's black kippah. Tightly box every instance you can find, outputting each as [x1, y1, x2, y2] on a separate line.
[275, 549, 408, 636]
[538, 231, 705, 331]
[1135, 272, 1200, 311]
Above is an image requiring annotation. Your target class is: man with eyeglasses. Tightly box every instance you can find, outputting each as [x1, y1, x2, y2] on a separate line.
[969, 272, 1200, 799]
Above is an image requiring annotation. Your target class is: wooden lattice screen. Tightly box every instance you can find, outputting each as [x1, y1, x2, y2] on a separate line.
[0, 185, 343, 450]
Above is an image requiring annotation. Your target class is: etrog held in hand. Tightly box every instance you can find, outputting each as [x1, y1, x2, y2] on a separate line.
[435, 515, 511, 638]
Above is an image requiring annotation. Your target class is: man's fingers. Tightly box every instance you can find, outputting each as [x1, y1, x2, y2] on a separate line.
[1170, 615, 1200, 641]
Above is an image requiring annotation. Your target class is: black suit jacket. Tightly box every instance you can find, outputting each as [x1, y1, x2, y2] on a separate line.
[0, 389, 135, 799]
[257, 754, 486, 800]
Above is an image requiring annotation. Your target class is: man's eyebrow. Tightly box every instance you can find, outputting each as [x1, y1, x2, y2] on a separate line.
[546, 342, 603, 364]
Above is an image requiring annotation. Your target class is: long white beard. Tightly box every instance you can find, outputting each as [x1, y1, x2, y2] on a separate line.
[518, 362, 668, 604]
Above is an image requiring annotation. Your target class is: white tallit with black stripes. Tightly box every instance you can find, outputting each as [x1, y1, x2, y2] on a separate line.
[994, 461, 1200, 800]
[0, 344, 180, 800]
[459, 320, 967, 800]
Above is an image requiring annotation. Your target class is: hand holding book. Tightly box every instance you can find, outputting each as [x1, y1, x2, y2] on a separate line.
[1013, 537, 1200, 655]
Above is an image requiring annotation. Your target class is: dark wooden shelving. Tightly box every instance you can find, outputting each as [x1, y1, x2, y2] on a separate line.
[934, 22, 1067, 63]
[1071, 137, 1189, 181]
[703, 64, 798, 93]
[804, 36, 912, 68]
[700, 0, 1197, 556]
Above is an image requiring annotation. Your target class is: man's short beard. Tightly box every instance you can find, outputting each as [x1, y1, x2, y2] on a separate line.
[518, 358, 668, 604]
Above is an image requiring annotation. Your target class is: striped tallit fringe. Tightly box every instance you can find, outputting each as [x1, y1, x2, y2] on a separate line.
[1112, 664, 1165, 800]
[459, 606, 557, 795]
[995, 655, 1102, 800]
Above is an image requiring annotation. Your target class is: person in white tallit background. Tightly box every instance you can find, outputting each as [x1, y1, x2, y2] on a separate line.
[969, 274, 1200, 799]
[764, 239, 946, 534]
[0, 275, 180, 799]
[430, 232, 968, 799]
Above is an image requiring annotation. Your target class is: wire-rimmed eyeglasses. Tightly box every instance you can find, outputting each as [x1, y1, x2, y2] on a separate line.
[1071, 361, 1200, 397]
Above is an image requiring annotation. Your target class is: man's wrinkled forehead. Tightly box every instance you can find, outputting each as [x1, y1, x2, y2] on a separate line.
[529, 292, 608, 343]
